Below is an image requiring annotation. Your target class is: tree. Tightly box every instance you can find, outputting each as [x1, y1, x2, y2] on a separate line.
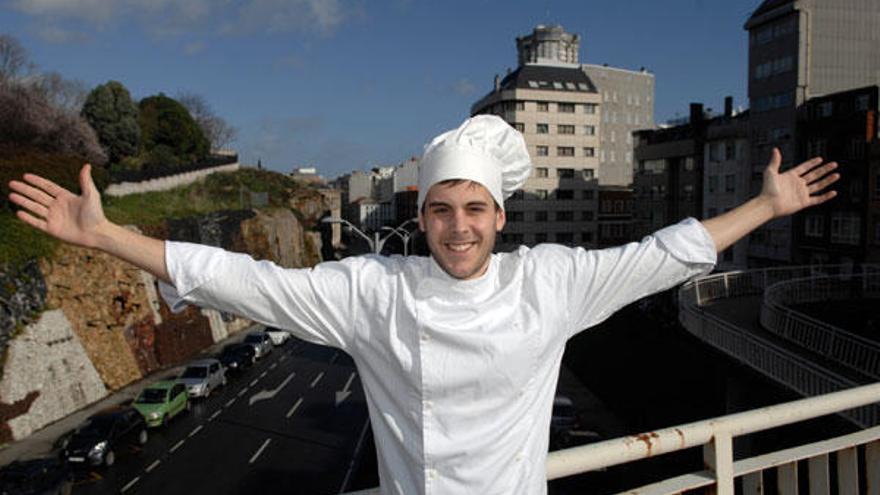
[138, 93, 209, 166]
[0, 34, 32, 83]
[176, 91, 237, 151]
[81, 81, 140, 163]
[33, 71, 88, 112]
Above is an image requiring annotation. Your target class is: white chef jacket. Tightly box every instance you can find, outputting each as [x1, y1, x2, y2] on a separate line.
[159, 217, 716, 495]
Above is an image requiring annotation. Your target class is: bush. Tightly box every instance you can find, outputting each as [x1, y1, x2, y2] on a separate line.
[81, 80, 140, 163]
[139, 94, 209, 166]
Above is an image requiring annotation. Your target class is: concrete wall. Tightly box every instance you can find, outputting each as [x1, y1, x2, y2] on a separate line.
[104, 163, 240, 197]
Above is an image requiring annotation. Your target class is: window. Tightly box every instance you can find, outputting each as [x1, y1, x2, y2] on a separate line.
[856, 94, 870, 111]
[536, 146, 549, 157]
[582, 190, 594, 200]
[558, 124, 575, 135]
[537, 123, 549, 134]
[556, 189, 574, 200]
[725, 141, 736, 160]
[583, 103, 597, 114]
[537, 101, 549, 112]
[831, 212, 860, 245]
[556, 232, 574, 244]
[709, 142, 723, 162]
[725, 174, 735, 193]
[807, 139, 827, 157]
[556, 211, 574, 221]
[805, 215, 824, 237]
[582, 211, 594, 221]
[557, 147, 575, 157]
[582, 168, 594, 179]
[558, 102, 575, 113]
[583, 147, 595, 157]
[557, 168, 575, 178]
[507, 211, 524, 222]
[683, 157, 694, 171]
[583, 125, 596, 136]
[850, 137, 866, 159]
[535, 211, 548, 221]
[513, 123, 524, 132]
[534, 233, 548, 243]
[581, 232, 593, 243]
[535, 189, 548, 199]
[536, 167, 549, 178]
[709, 175, 718, 193]
[818, 101, 833, 117]
[502, 233, 524, 244]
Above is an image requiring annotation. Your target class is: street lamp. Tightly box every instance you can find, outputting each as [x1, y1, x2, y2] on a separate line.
[381, 218, 418, 256]
[322, 217, 418, 255]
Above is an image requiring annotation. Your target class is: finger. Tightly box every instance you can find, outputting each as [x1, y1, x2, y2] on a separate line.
[22, 173, 65, 197]
[9, 192, 49, 218]
[808, 173, 840, 193]
[802, 161, 838, 183]
[792, 156, 824, 176]
[766, 147, 782, 173]
[80, 164, 98, 197]
[809, 190, 837, 206]
[16, 210, 48, 232]
[9, 180, 55, 206]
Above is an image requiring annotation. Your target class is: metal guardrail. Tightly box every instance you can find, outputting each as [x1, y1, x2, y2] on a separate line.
[345, 382, 880, 495]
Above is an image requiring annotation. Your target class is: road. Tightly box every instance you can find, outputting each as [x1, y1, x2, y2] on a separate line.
[73, 338, 369, 495]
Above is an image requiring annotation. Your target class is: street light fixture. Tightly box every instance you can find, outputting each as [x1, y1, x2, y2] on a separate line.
[322, 217, 418, 255]
[380, 218, 419, 256]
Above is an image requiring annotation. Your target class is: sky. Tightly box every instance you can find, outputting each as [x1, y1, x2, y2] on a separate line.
[1, 0, 761, 178]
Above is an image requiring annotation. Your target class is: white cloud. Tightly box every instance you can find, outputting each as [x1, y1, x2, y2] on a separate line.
[228, 0, 346, 35]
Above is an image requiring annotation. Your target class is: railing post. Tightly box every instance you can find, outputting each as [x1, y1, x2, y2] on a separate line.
[703, 431, 734, 495]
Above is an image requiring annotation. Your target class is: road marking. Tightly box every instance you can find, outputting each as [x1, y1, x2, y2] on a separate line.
[249, 372, 296, 406]
[259, 370, 268, 379]
[169, 439, 185, 453]
[335, 372, 357, 406]
[145, 459, 161, 473]
[237, 388, 248, 398]
[310, 371, 324, 388]
[225, 398, 236, 408]
[210, 409, 222, 421]
[330, 352, 339, 364]
[270, 362, 277, 370]
[121, 476, 140, 493]
[250, 378, 260, 387]
[188, 425, 203, 437]
[285, 397, 304, 418]
[249, 438, 272, 464]
[280, 355, 288, 362]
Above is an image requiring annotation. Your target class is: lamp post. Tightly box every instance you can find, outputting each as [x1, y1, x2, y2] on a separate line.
[380, 218, 418, 256]
[322, 217, 418, 255]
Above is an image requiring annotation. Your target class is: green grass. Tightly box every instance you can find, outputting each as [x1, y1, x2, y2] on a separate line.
[0, 212, 59, 268]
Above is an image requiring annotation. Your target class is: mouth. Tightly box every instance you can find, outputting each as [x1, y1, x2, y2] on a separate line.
[444, 241, 477, 253]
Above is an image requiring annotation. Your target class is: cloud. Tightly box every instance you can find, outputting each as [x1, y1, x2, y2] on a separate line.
[451, 78, 476, 96]
[227, 0, 346, 36]
[35, 25, 91, 43]
[183, 41, 206, 56]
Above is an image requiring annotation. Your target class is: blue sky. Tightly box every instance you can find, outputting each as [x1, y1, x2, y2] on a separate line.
[1, 0, 760, 178]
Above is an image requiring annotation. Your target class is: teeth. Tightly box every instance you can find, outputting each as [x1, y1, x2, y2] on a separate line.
[448, 243, 472, 252]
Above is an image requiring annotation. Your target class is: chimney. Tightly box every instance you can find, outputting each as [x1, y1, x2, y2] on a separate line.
[724, 96, 733, 117]
[689, 103, 704, 125]
[494, 74, 500, 92]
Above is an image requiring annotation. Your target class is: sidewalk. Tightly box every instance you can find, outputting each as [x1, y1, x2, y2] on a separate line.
[0, 323, 263, 466]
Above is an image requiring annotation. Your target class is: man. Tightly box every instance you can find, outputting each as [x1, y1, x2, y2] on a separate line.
[8, 115, 838, 494]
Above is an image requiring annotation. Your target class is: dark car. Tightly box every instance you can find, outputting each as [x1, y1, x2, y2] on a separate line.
[0, 457, 72, 495]
[63, 407, 148, 468]
[218, 343, 256, 374]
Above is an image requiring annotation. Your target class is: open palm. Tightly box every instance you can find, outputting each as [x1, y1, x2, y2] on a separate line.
[8, 164, 108, 249]
[761, 148, 839, 218]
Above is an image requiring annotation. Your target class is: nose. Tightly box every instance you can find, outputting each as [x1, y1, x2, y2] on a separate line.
[450, 208, 468, 233]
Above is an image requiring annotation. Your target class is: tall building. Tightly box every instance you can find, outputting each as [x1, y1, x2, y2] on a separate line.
[744, 0, 880, 266]
[582, 64, 655, 187]
[471, 25, 601, 250]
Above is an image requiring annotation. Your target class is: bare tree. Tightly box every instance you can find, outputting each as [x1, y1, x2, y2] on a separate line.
[177, 91, 238, 151]
[0, 34, 33, 83]
[32, 71, 89, 112]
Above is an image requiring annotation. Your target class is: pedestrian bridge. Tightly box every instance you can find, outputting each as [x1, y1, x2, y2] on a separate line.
[348, 265, 880, 494]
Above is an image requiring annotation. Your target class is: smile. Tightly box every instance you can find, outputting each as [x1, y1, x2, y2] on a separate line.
[446, 242, 476, 253]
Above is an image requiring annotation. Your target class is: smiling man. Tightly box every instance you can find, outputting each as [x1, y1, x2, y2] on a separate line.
[8, 115, 838, 494]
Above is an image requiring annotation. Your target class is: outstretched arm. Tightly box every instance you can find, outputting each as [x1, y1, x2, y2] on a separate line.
[8, 164, 170, 283]
[701, 148, 839, 253]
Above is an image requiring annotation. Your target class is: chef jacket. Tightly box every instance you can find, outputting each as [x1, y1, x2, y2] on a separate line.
[159, 217, 716, 494]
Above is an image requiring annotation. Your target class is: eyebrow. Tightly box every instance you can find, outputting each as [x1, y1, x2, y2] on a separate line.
[426, 200, 490, 209]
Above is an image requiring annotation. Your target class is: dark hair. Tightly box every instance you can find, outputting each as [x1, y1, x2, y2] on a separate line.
[419, 179, 501, 214]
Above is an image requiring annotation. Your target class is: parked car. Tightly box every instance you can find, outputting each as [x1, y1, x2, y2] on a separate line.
[178, 359, 226, 398]
[243, 332, 273, 359]
[0, 457, 73, 494]
[218, 343, 256, 374]
[62, 407, 147, 468]
[133, 380, 189, 428]
[264, 327, 291, 346]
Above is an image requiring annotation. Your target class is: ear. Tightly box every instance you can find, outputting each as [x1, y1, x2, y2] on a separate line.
[495, 207, 506, 232]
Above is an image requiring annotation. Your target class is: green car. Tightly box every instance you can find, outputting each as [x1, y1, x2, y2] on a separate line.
[133, 380, 190, 427]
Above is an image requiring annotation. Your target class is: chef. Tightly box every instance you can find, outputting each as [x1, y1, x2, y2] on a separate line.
[7, 115, 839, 494]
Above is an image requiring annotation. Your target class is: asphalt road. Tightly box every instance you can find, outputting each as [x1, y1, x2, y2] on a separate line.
[72, 338, 370, 495]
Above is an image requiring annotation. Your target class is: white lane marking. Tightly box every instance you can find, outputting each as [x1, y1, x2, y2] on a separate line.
[121, 476, 140, 493]
[285, 397, 304, 419]
[210, 409, 222, 421]
[145, 459, 161, 473]
[169, 439, 185, 453]
[237, 388, 248, 397]
[270, 362, 277, 370]
[188, 425, 203, 437]
[310, 371, 324, 388]
[259, 370, 268, 379]
[249, 372, 296, 406]
[335, 372, 357, 406]
[249, 438, 272, 464]
[225, 398, 236, 408]
[330, 352, 339, 364]
[249, 378, 259, 387]
[280, 355, 288, 362]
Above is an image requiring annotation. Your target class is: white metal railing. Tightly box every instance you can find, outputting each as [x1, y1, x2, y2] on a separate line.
[344, 383, 880, 495]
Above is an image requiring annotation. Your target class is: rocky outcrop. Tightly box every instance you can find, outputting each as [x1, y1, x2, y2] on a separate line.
[0, 260, 46, 357]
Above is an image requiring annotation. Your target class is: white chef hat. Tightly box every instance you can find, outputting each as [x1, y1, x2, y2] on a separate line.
[418, 115, 532, 211]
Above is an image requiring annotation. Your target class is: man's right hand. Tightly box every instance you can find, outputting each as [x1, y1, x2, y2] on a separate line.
[8, 163, 108, 249]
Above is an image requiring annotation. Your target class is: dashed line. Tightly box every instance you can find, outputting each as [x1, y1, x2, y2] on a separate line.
[225, 398, 236, 408]
[237, 388, 248, 397]
[188, 425, 203, 437]
[285, 397, 304, 419]
[169, 439, 185, 453]
[310, 371, 324, 388]
[330, 352, 339, 364]
[249, 438, 272, 464]
[259, 370, 268, 379]
[209, 410, 222, 421]
[280, 355, 288, 362]
[270, 363, 277, 370]
[250, 378, 260, 387]
[145, 459, 161, 473]
[121, 476, 140, 492]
